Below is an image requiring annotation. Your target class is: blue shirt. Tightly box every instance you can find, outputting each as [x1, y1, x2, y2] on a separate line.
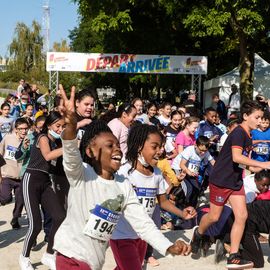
[198, 120, 223, 157]
[251, 128, 270, 162]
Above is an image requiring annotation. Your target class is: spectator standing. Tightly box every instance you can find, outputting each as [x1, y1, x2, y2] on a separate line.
[227, 84, 240, 118]
[17, 79, 25, 97]
[212, 94, 227, 123]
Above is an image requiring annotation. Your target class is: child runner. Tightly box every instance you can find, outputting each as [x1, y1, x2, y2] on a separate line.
[147, 103, 160, 126]
[22, 104, 34, 121]
[243, 170, 270, 203]
[19, 111, 66, 270]
[75, 89, 95, 139]
[157, 102, 172, 126]
[53, 85, 191, 270]
[190, 101, 270, 269]
[197, 107, 223, 158]
[218, 118, 239, 151]
[251, 111, 270, 162]
[132, 98, 149, 124]
[175, 116, 199, 154]
[165, 111, 182, 161]
[0, 118, 29, 229]
[108, 103, 137, 158]
[0, 102, 15, 140]
[180, 136, 215, 207]
[110, 124, 196, 270]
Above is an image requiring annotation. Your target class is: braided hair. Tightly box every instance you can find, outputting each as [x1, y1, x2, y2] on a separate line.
[126, 124, 163, 173]
[79, 120, 112, 165]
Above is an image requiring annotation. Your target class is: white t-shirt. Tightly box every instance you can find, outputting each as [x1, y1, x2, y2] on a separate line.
[135, 113, 149, 124]
[218, 133, 228, 151]
[54, 139, 172, 270]
[158, 115, 171, 126]
[243, 174, 259, 203]
[181, 145, 213, 174]
[111, 163, 166, 240]
[171, 153, 182, 170]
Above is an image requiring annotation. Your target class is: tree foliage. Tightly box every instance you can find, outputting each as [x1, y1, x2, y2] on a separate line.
[182, 0, 270, 101]
[8, 21, 46, 83]
[70, 0, 270, 102]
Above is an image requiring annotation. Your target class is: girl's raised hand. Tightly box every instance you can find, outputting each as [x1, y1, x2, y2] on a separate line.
[59, 84, 76, 126]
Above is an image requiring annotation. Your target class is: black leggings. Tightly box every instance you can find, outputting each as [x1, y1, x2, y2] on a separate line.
[22, 170, 66, 257]
[240, 221, 264, 268]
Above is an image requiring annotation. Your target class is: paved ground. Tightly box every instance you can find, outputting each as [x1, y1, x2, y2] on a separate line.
[1, 201, 269, 269]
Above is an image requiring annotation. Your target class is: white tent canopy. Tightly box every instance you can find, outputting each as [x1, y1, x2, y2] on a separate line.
[203, 53, 270, 108]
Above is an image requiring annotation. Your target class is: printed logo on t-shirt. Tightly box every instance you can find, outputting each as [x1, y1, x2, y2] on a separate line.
[135, 187, 157, 216]
[4, 145, 17, 161]
[204, 131, 213, 139]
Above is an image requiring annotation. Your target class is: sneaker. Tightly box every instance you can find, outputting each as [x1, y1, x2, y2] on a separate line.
[200, 235, 211, 257]
[10, 217, 21, 229]
[226, 253, 254, 269]
[189, 226, 203, 254]
[41, 252, 56, 270]
[44, 234, 49, 243]
[214, 239, 226, 264]
[19, 254, 34, 270]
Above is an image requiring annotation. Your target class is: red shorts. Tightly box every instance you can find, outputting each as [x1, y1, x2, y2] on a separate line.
[209, 183, 245, 206]
[56, 253, 92, 270]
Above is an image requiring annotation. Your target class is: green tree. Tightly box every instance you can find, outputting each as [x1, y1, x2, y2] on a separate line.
[181, 0, 270, 102]
[70, 0, 196, 101]
[9, 21, 45, 82]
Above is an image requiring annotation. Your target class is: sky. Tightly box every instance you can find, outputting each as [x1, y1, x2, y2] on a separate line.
[0, 0, 79, 57]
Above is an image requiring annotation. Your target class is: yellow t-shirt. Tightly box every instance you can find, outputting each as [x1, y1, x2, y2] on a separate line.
[157, 159, 180, 186]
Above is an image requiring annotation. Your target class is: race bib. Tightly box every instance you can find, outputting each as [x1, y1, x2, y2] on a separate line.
[188, 159, 200, 174]
[254, 143, 269, 155]
[4, 145, 17, 161]
[83, 205, 120, 241]
[135, 187, 157, 216]
[204, 131, 213, 139]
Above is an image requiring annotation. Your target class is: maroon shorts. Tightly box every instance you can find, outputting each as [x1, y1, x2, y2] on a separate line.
[209, 183, 245, 206]
[56, 253, 92, 270]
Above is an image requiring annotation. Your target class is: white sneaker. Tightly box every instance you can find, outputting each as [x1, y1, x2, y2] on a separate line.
[19, 254, 34, 270]
[41, 252, 56, 270]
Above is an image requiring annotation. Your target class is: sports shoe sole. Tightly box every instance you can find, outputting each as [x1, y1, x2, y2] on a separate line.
[226, 262, 254, 269]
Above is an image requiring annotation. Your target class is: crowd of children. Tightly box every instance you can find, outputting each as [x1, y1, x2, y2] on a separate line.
[1, 84, 270, 270]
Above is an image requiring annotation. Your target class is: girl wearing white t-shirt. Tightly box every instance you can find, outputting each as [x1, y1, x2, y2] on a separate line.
[111, 124, 196, 270]
[53, 86, 191, 270]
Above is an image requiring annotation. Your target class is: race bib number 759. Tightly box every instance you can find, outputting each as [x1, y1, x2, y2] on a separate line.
[83, 205, 120, 241]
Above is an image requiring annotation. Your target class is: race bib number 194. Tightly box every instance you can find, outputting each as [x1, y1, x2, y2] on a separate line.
[83, 205, 120, 241]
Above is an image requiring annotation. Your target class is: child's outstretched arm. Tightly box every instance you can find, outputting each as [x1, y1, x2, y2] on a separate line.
[157, 193, 197, 220]
[122, 181, 191, 257]
[232, 148, 270, 170]
[59, 84, 77, 140]
[59, 84, 85, 187]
